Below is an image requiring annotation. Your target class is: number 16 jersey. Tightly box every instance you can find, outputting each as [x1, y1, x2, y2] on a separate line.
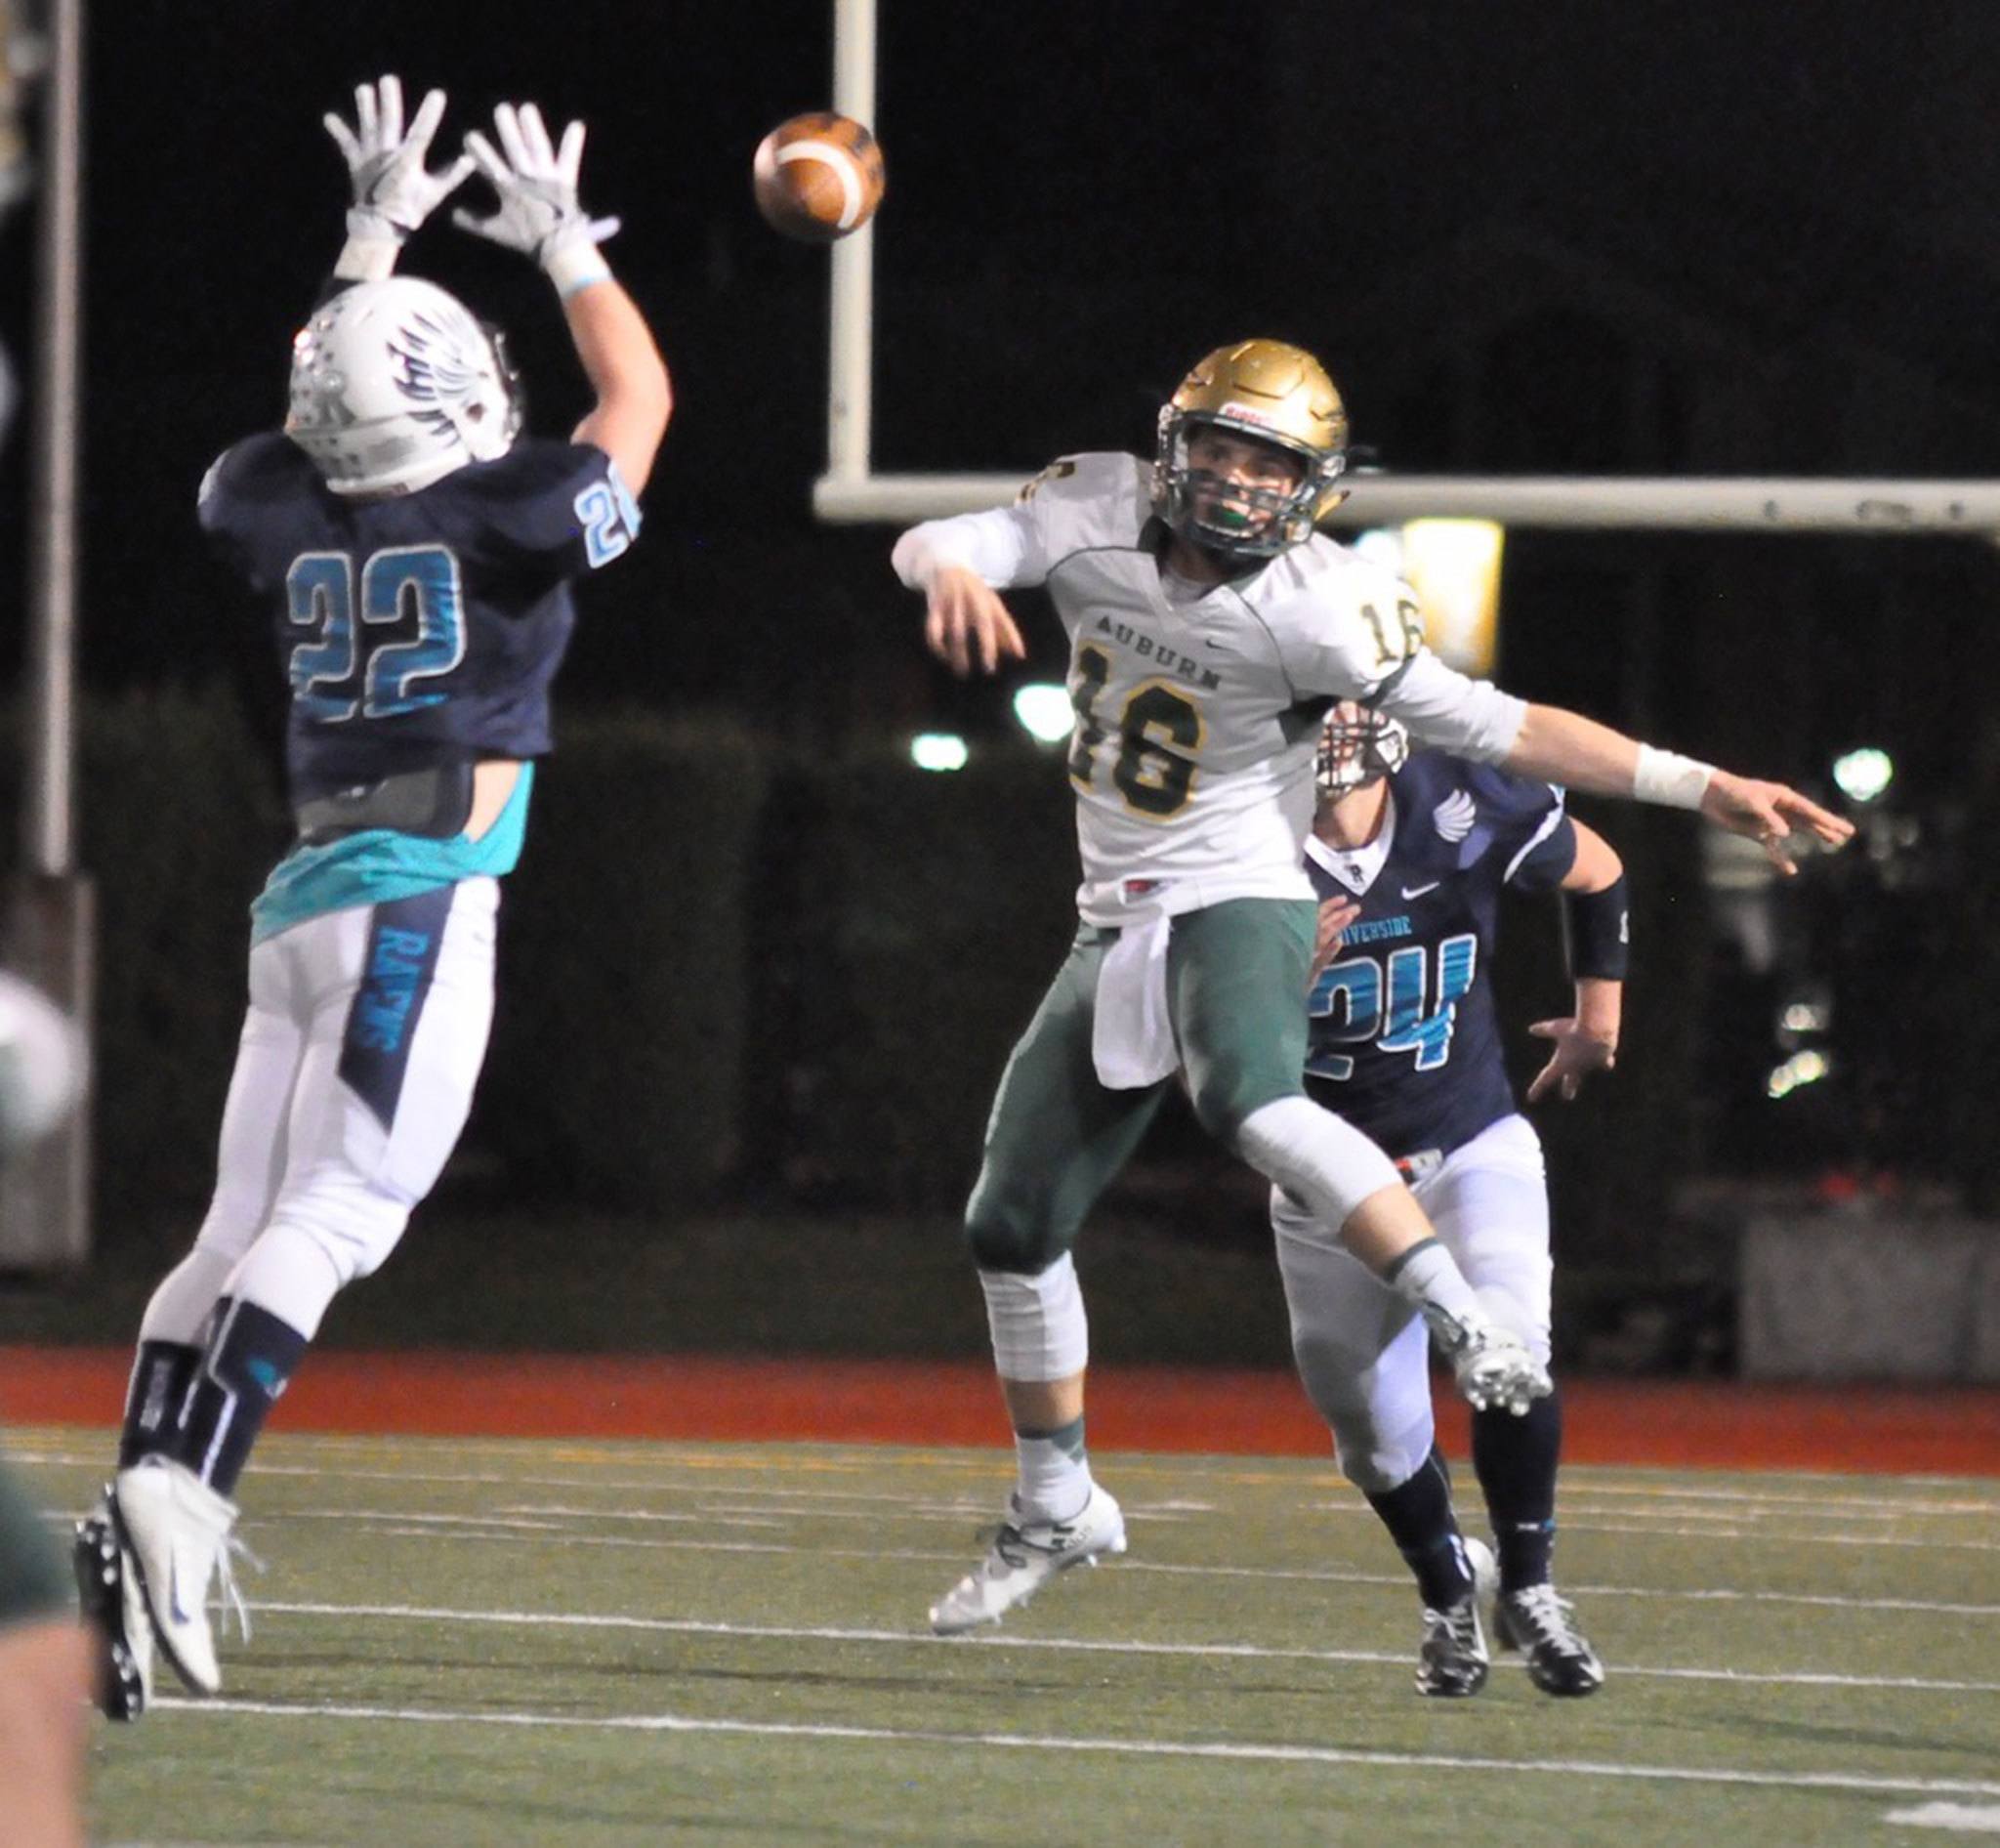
[894, 452, 1528, 927]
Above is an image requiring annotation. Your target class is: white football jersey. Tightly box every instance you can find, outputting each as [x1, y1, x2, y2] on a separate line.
[895, 452, 1526, 925]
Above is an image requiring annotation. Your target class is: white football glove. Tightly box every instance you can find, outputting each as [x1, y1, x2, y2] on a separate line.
[324, 75, 475, 246]
[453, 102, 619, 293]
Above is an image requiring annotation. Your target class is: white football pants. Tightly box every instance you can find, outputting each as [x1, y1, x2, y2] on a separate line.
[1272, 1112, 1554, 1494]
[140, 878, 498, 1345]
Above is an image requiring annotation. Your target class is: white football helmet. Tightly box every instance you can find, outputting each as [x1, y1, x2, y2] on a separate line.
[284, 277, 521, 496]
[1316, 700, 1409, 799]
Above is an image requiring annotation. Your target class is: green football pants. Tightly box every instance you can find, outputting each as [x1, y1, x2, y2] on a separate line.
[0, 1450, 70, 1630]
[965, 897, 1315, 1273]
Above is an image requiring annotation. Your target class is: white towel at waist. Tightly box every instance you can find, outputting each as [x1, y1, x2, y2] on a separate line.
[1091, 912, 1177, 1089]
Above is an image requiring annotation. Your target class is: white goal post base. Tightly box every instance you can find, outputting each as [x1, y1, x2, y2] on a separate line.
[813, 471, 2000, 534]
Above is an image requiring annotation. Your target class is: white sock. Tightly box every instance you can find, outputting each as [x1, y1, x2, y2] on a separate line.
[1014, 1415, 1093, 1525]
[1384, 1239, 1485, 1345]
[138, 1245, 238, 1345]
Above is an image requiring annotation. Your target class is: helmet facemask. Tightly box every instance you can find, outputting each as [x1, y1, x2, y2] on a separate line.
[1157, 410, 1345, 561]
[1315, 702, 1410, 800]
[1153, 339, 1350, 563]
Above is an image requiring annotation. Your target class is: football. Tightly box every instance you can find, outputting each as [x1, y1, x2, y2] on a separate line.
[751, 111, 886, 242]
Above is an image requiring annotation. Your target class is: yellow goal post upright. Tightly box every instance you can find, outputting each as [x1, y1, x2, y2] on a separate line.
[811, 0, 2000, 541]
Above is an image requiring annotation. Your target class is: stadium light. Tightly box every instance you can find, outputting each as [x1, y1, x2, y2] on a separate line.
[1831, 747, 1894, 805]
[1011, 683, 1073, 745]
[1349, 520, 1504, 675]
[909, 732, 969, 773]
[1766, 1048, 1831, 1100]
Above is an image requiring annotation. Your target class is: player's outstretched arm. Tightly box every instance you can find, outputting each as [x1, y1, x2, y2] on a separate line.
[1525, 819, 1624, 1104]
[1502, 704, 1853, 874]
[324, 74, 476, 284]
[454, 102, 670, 493]
[562, 283, 672, 495]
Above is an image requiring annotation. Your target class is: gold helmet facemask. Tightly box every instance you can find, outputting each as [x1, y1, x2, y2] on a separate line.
[1154, 339, 1350, 562]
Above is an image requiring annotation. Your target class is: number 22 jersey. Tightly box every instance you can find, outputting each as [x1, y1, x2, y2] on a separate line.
[197, 432, 640, 938]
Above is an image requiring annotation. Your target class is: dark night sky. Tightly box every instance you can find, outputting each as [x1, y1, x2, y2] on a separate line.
[5, 0, 2000, 747]
[4, 1, 1999, 1198]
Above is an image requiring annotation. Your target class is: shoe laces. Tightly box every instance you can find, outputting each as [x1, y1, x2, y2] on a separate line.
[1507, 1583, 1585, 1652]
[211, 1533, 264, 1644]
[1424, 1595, 1481, 1651]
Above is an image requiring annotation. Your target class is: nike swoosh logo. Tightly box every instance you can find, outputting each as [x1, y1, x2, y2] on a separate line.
[1401, 881, 1440, 899]
[170, 1558, 192, 1625]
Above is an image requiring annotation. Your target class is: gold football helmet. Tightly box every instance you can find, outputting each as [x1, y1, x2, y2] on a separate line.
[1155, 339, 1350, 560]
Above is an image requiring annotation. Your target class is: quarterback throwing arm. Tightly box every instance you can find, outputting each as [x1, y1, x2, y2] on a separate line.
[903, 473, 1852, 879]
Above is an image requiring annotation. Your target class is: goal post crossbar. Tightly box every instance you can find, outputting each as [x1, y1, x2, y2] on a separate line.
[812, 471, 2000, 533]
[822, 0, 2000, 539]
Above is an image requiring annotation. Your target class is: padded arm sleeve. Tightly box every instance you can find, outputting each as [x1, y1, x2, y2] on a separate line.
[892, 502, 1049, 591]
[1374, 650, 1529, 763]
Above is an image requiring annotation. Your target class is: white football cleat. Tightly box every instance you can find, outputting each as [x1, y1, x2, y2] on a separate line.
[1426, 1311, 1552, 1416]
[930, 1484, 1127, 1635]
[1495, 1580, 1605, 1697]
[1416, 1535, 1497, 1698]
[73, 1499, 154, 1722]
[111, 1456, 244, 1697]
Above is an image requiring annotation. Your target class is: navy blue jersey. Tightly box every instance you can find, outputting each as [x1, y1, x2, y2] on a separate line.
[1303, 751, 1577, 1159]
[199, 433, 639, 804]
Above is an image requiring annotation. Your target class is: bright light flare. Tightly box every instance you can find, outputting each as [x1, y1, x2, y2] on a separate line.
[909, 733, 969, 773]
[1012, 684, 1074, 745]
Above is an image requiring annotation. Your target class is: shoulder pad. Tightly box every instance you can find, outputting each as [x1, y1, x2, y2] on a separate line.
[200, 433, 317, 510]
[1018, 452, 1152, 555]
[1250, 542, 1426, 694]
[453, 439, 605, 503]
[1460, 759, 1564, 827]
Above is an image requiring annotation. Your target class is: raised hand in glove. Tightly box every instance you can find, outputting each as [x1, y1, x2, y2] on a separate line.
[453, 102, 620, 293]
[324, 75, 475, 248]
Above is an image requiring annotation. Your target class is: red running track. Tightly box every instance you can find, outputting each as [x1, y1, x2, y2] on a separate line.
[3, 1347, 1997, 1475]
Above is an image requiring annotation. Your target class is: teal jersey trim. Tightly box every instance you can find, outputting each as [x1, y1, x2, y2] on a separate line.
[250, 764, 536, 945]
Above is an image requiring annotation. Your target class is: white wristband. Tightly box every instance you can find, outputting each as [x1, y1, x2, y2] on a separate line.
[543, 241, 611, 299]
[333, 236, 399, 283]
[1633, 744, 1715, 810]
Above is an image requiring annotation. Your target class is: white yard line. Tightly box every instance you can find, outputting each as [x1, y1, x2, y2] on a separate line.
[1884, 1803, 2000, 1833]
[39, 1486, 2000, 1616]
[139, 1693, 2000, 1800]
[250, 1598, 2000, 1696]
[265, 1515, 2000, 1617]
[16, 1445, 1996, 1516]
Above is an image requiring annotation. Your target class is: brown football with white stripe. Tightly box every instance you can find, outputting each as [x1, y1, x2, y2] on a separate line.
[752, 112, 886, 242]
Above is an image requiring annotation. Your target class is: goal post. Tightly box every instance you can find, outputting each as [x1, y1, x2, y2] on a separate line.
[815, 0, 2000, 538]
[813, 470, 2000, 533]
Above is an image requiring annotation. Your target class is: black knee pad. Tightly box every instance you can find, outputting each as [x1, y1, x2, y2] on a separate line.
[964, 1185, 1070, 1274]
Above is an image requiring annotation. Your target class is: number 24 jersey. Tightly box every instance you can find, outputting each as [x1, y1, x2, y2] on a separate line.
[1304, 751, 1577, 1161]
